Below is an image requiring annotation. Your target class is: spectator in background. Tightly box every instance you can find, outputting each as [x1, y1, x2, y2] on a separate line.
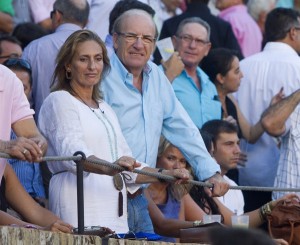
[3, 58, 46, 207]
[148, 0, 183, 36]
[22, 0, 90, 121]
[12, 22, 49, 49]
[0, 35, 22, 64]
[215, 0, 262, 57]
[247, 0, 276, 35]
[0, 0, 14, 34]
[86, 0, 119, 40]
[154, 0, 242, 65]
[235, 8, 300, 212]
[169, 17, 221, 128]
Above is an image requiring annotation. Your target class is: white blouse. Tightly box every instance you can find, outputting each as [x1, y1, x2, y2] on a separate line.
[38, 91, 144, 232]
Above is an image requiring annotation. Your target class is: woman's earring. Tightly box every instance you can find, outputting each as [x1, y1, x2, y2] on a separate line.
[66, 69, 72, 80]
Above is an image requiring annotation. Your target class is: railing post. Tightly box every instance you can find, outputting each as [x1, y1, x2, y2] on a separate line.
[73, 151, 86, 235]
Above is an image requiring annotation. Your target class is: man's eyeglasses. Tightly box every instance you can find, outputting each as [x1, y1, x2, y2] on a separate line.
[177, 35, 210, 47]
[116, 32, 156, 44]
[3, 58, 32, 73]
[50, 9, 63, 19]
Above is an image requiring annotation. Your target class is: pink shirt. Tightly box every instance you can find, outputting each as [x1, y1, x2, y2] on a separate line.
[0, 65, 34, 180]
[219, 5, 262, 57]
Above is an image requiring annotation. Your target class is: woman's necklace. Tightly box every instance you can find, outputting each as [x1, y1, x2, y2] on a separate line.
[69, 87, 118, 161]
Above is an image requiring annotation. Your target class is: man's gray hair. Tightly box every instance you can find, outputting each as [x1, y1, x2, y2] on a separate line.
[247, 0, 276, 21]
[176, 17, 211, 41]
[53, 0, 90, 27]
[112, 9, 158, 39]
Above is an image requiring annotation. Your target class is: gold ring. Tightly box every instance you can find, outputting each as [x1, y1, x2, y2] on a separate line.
[23, 149, 28, 154]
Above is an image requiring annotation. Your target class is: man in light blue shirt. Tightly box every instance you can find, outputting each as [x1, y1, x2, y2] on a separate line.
[171, 17, 221, 128]
[22, 0, 90, 121]
[102, 9, 228, 233]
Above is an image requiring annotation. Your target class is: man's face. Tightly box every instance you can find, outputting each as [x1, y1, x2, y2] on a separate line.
[172, 22, 211, 69]
[113, 14, 156, 74]
[213, 132, 241, 174]
[0, 41, 22, 64]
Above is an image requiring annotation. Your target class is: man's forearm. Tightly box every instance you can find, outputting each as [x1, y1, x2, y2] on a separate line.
[261, 89, 300, 136]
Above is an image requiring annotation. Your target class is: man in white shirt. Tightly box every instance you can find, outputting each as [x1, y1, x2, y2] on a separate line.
[202, 120, 244, 215]
[235, 7, 300, 212]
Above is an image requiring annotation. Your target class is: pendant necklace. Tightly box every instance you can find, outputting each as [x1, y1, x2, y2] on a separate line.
[70, 88, 123, 216]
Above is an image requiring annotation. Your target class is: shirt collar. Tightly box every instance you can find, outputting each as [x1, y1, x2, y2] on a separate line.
[111, 52, 152, 84]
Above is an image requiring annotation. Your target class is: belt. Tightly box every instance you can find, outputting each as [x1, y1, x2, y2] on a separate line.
[127, 188, 143, 199]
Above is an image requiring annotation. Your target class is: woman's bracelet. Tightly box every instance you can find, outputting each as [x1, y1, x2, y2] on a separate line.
[259, 201, 273, 221]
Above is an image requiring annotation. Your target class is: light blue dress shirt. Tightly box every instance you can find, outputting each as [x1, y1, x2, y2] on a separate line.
[172, 67, 221, 128]
[22, 23, 82, 120]
[101, 53, 220, 181]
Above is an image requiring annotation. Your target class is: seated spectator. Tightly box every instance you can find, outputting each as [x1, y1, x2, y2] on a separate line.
[145, 134, 297, 242]
[3, 58, 46, 207]
[12, 23, 49, 49]
[0, 35, 22, 63]
[38, 29, 189, 232]
[146, 136, 205, 242]
[201, 120, 244, 214]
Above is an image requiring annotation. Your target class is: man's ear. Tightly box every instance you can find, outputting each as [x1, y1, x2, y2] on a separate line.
[113, 33, 119, 51]
[171, 35, 177, 50]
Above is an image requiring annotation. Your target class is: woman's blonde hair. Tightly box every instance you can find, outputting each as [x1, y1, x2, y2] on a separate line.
[157, 135, 193, 200]
[51, 30, 110, 102]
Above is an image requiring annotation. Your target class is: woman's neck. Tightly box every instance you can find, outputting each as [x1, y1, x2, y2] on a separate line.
[147, 182, 169, 205]
[70, 82, 97, 108]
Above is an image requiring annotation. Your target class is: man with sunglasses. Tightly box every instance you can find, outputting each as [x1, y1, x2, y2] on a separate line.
[102, 9, 229, 234]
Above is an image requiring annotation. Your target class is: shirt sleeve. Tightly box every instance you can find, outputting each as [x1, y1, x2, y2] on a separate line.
[159, 71, 220, 180]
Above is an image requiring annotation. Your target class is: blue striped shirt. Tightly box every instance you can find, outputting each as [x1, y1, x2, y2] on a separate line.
[9, 131, 45, 198]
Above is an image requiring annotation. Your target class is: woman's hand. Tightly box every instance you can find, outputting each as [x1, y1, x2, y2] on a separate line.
[43, 220, 73, 233]
[164, 168, 190, 184]
[115, 156, 141, 172]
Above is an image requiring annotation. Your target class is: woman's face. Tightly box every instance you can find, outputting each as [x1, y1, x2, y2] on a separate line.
[221, 57, 243, 93]
[157, 145, 187, 170]
[68, 40, 104, 89]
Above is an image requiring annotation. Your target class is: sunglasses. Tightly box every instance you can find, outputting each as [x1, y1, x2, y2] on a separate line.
[3, 58, 32, 73]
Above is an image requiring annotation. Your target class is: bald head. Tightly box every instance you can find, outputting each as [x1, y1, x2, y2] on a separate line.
[53, 0, 90, 27]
